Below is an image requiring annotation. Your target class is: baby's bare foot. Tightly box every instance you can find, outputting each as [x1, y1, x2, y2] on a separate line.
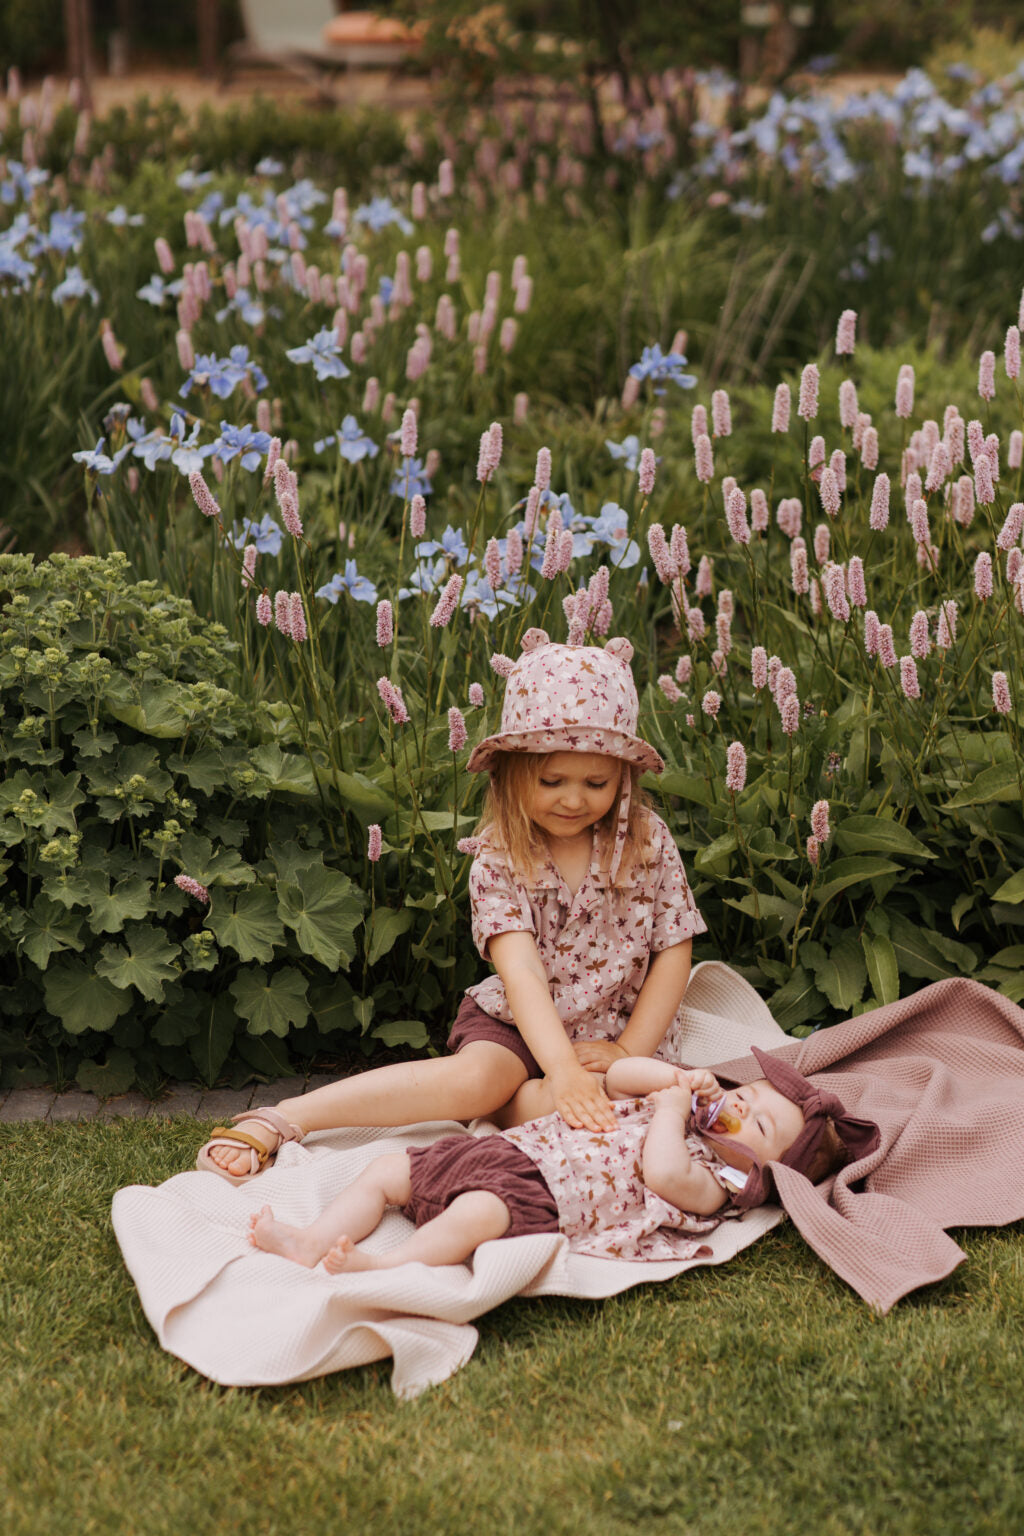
[248, 1205, 323, 1268]
[323, 1235, 383, 1274]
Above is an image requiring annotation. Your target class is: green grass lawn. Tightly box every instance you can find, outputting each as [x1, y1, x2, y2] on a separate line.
[2, 1119, 1023, 1536]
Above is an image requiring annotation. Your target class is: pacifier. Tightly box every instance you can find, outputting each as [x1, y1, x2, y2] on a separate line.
[691, 1093, 741, 1136]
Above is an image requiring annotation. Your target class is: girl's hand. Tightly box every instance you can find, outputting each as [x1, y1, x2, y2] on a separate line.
[548, 1066, 618, 1133]
[573, 1039, 628, 1074]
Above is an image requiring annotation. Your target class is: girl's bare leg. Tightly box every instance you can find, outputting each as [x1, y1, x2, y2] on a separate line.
[323, 1190, 511, 1273]
[209, 1042, 529, 1178]
[248, 1151, 412, 1267]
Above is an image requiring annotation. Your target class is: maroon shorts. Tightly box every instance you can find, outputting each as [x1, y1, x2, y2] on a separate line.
[402, 1134, 559, 1240]
[446, 994, 542, 1080]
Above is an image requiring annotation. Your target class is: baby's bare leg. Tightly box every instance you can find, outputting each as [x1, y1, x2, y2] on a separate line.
[248, 1152, 412, 1267]
[324, 1190, 511, 1273]
[492, 1077, 555, 1129]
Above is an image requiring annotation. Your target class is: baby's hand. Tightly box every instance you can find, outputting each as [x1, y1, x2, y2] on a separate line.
[680, 1067, 722, 1103]
[647, 1084, 692, 1113]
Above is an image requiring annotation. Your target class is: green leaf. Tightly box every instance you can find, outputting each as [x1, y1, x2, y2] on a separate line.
[19, 897, 85, 969]
[230, 966, 309, 1038]
[920, 928, 978, 973]
[861, 930, 900, 1006]
[166, 746, 232, 795]
[887, 912, 955, 982]
[991, 869, 1024, 905]
[96, 923, 181, 1002]
[87, 874, 153, 934]
[694, 832, 737, 875]
[658, 770, 713, 807]
[942, 763, 1023, 809]
[722, 892, 801, 938]
[44, 960, 134, 1034]
[76, 1048, 136, 1097]
[206, 885, 283, 963]
[951, 892, 974, 932]
[801, 933, 867, 1012]
[249, 744, 320, 798]
[366, 905, 415, 966]
[833, 815, 936, 860]
[814, 856, 902, 905]
[372, 1018, 430, 1049]
[746, 827, 798, 864]
[236, 1031, 294, 1078]
[308, 976, 358, 1033]
[188, 994, 238, 1085]
[277, 865, 364, 969]
[178, 831, 255, 889]
[767, 965, 823, 1031]
[103, 681, 187, 738]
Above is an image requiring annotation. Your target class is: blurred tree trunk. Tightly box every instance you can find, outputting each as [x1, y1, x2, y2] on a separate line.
[64, 0, 93, 109]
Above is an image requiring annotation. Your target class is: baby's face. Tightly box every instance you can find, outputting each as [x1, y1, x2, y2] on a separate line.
[709, 1079, 805, 1170]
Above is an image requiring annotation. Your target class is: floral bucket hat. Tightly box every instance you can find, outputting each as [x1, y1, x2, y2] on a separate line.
[466, 629, 664, 775]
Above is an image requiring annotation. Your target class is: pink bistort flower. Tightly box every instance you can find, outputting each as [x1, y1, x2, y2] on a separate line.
[806, 835, 821, 867]
[376, 600, 394, 647]
[377, 677, 410, 724]
[811, 800, 830, 843]
[878, 623, 897, 668]
[936, 600, 957, 649]
[400, 407, 418, 459]
[974, 457, 995, 506]
[669, 524, 691, 575]
[974, 552, 994, 600]
[676, 655, 693, 686]
[847, 555, 867, 608]
[430, 573, 463, 628]
[694, 433, 714, 484]
[726, 487, 750, 545]
[869, 473, 891, 532]
[658, 674, 682, 703]
[1006, 326, 1021, 381]
[174, 874, 210, 904]
[825, 563, 850, 623]
[485, 537, 503, 592]
[978, 349, 996, 400]
[241, 544, 257, 589]
[899, 656, 920, 700]
[790, 539, 809, 596]
[273, 591, 292, 636]
[648, 525, 676, 583]
[490, 653, 515, 677]
[535, 446, 552, 493]
[819, 466, 841, 517]
[992, 671, 1012, 714]
[909, 610, 930, 658]
[996, 502, 1024, 551]
[863, 610, 880, 656]
[256, 591, 272, 627]
[725, 741, 747, 793]
[835, 309, 857, 356]
[189, 471, 220, 520]
[288, 593, 307, 643]
[750, 489, 769, 533]
[751, 646, 768, 689]
[839, 379, 858, 428]
[367, 824, 382, 862]
[701, 689, 721, 718]
[711, 390, 732, 437]
[691, 403, 708, 444]
[797, 363, 819, 421]
[777, 497, 802, 538]
[410, 494, 427, 538]
[779, 694, 800, 735]
[638, 447, 657, 495]
[772, 382, 791, 433]
[808, 435, 825, 473]
[448, 707, 468, 751]
[813, 524, 830, 564]
[895, 364, 915, 419]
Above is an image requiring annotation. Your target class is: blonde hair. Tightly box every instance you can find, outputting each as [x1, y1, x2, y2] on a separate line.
[475, 751, 655, 886]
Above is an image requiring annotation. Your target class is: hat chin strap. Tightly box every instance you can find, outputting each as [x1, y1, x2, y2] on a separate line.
[609, 770, 631, 883]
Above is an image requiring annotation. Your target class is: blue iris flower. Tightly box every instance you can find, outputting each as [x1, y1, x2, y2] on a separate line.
[255, 156, 284, 176]
[52, 264, 98, 304]
[213, 422, 273, 471]
[137, 273, 181, 307]
[285, 328, 350, 381]
[316, 560, 378, 605]
[391, 458, 433, 499]
[315, 415, 380, 462]
[605, 434, 641, 471]
[180, 346, 267, 400]
[171, 419, 214, 475]
[414, 525, 468, 564]
[72, 438, 130, 474]
[591, 503, 640, 568]
[230, 514, 284, 556]
[106, 205, 145, 227]
[214, 287, 265, 326]
[353, 196, 413, 235]
[628, 345, 698, 395]
[378, 275, 394, 304]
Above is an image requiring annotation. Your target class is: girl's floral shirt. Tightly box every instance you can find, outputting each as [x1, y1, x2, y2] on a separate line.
[466, 811, 706, 1043]
[502, 1098, 741, 1261]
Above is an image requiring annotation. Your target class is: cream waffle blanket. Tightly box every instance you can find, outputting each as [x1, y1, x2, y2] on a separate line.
[112, 962, 787, 1398]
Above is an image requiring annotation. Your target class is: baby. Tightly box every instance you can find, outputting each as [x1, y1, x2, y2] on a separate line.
[248, 1048, 879, 1270]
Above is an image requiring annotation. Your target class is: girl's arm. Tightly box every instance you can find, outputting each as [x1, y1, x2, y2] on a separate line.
[487, 930, 617, 1132]
[606, 1058, 721, 1101]
[641, 1085, 728, 1216]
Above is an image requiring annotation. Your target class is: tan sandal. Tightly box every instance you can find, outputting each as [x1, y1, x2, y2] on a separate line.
[195, 1106, 305, 1184]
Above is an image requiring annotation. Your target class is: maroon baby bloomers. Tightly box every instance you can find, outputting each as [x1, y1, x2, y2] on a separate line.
[402, 1134, 559, 1239]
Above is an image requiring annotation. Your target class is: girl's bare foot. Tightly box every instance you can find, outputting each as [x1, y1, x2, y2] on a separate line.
[323, 1235, 383, 1274]
[247, 1205, 324, 1268]
[209, 1122, 275, 1178]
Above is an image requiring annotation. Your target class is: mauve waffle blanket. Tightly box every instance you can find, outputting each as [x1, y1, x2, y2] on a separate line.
[708, 976, 1024, 1313]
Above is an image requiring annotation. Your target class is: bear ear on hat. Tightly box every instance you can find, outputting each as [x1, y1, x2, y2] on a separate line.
[604, 637, 634, 664]
[520, 628, 549, 653]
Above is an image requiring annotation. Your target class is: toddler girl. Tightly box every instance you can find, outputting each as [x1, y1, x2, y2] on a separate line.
[200, 630, 708, 1183]
[246, 1049, 879, 1270]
